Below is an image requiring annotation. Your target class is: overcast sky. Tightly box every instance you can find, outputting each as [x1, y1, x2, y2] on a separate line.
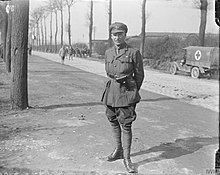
[30, 0, 219, 44]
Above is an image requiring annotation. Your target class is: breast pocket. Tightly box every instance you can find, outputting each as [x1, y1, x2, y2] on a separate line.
[118, 56, 133, 73]
[105, 56, 114, 73]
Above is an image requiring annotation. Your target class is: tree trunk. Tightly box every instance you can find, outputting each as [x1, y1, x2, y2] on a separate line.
[37, 22, 40, 51]
[89, 0, 93, 57]
[55, 10, 58, 53]
[44, 16, 47, 51]
[140, 0, 146, 57]
[11, 0, 29, 110]
[2, 3, 8, 62]
[41, 19, 44, 49]
[6, 7, 12, 73]
[36, 23, 38, 50]
[199, 0, 207, 46]
[50, 11, 52, 52]
[61, 9, 63, 46]
[68, 5, 71, 46]
[108, 0, 112, 46]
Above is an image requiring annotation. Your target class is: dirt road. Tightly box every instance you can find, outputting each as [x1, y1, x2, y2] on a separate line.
[34, 51, 219, 112]
[0, 54, 218, 175]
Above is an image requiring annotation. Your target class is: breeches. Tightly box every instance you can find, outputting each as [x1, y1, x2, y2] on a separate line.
[105, 105, 136, 126]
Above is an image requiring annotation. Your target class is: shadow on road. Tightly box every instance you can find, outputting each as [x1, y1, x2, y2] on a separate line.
[131, 136, 218, 168]
[141, 96, 177, 102]
[39, 102, 103, 110]
[39, 97, 177, 110]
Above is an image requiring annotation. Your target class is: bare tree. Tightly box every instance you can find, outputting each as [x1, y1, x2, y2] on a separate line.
[108, 0, 112, 45]
[54, 4, 58, 52]
[11, 0, 29, 110]
[194, 0, 208, 46]
[65, 0, 77, 46]
[29, 19, 36, 47]
[164, 0, 210, 46]
[49, 3, 53, 51]
[38, 7, 45, 50]
[88, 0, 93, 57]
[0, 3, 5, 44]
[140, 0, 146, 57]
[43, 10, 49, 50]
[40, 17, 44, 49]
[31, 8, 41, 50]
[46, 0, 59, 52]
[1, 2, 8, 62]
[0, 3, 3, 23]
[6, 1, 13, 72]
[56, 0, 65, 46]
[44, 0, 54, 52]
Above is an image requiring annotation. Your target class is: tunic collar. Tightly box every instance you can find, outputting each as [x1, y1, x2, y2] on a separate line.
[114, 42, 127, 51]
[107, 42, 128, 62]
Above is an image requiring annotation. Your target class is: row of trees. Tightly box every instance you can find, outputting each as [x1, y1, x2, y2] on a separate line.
[0, 0, 211, 110]
[30, 0, 79, 53]
[29, 0, 148, 55]
[29, 0, 211, 55]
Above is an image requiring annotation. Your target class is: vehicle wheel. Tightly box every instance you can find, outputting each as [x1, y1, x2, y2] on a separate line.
[169, 63, 177, 75]
[191, 67, 200, 78]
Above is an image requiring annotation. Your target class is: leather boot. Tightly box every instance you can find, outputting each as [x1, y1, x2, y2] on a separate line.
[123, 158, 136, 173]
[106, 120, 123, 161]
[122, 124, 137, 173]
[106, 147, 123, 162]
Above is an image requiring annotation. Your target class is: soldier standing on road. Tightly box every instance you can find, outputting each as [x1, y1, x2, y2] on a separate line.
[101, 22, 144, 173]
[59, 45, 67, 65]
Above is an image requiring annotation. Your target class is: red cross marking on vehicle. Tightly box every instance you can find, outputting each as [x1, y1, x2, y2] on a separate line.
[194, 50, 201, 60]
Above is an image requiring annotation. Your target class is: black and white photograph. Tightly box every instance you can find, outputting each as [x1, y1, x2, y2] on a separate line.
[0, 0, 219, 174]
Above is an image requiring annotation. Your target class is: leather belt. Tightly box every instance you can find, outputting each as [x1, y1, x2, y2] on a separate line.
[107, 73, 117, 80]
[107, 73, 132, 82]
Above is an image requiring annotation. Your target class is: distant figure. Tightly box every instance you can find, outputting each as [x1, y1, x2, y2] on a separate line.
[81, 47, 90, 57]
[86, 48, 91, 57]
[72, 47, 76, 57]
[59, 45, 67, 65]
[28, 45, 32, 55]
[68, 46, 75, 60]
[75, 47, 81, 57]
[80, 48, 84, 57]
[0, 43, 3, 59]
[65, 46, 69, 59]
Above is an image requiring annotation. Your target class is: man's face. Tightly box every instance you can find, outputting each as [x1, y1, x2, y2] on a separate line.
[111, 32, 126, 46]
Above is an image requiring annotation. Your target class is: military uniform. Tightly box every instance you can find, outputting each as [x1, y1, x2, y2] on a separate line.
[101, 43, 144, 107]
[102, 22, 144, 173]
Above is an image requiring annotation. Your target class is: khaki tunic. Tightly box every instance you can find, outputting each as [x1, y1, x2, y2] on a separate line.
[101, 43, 144, 107]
